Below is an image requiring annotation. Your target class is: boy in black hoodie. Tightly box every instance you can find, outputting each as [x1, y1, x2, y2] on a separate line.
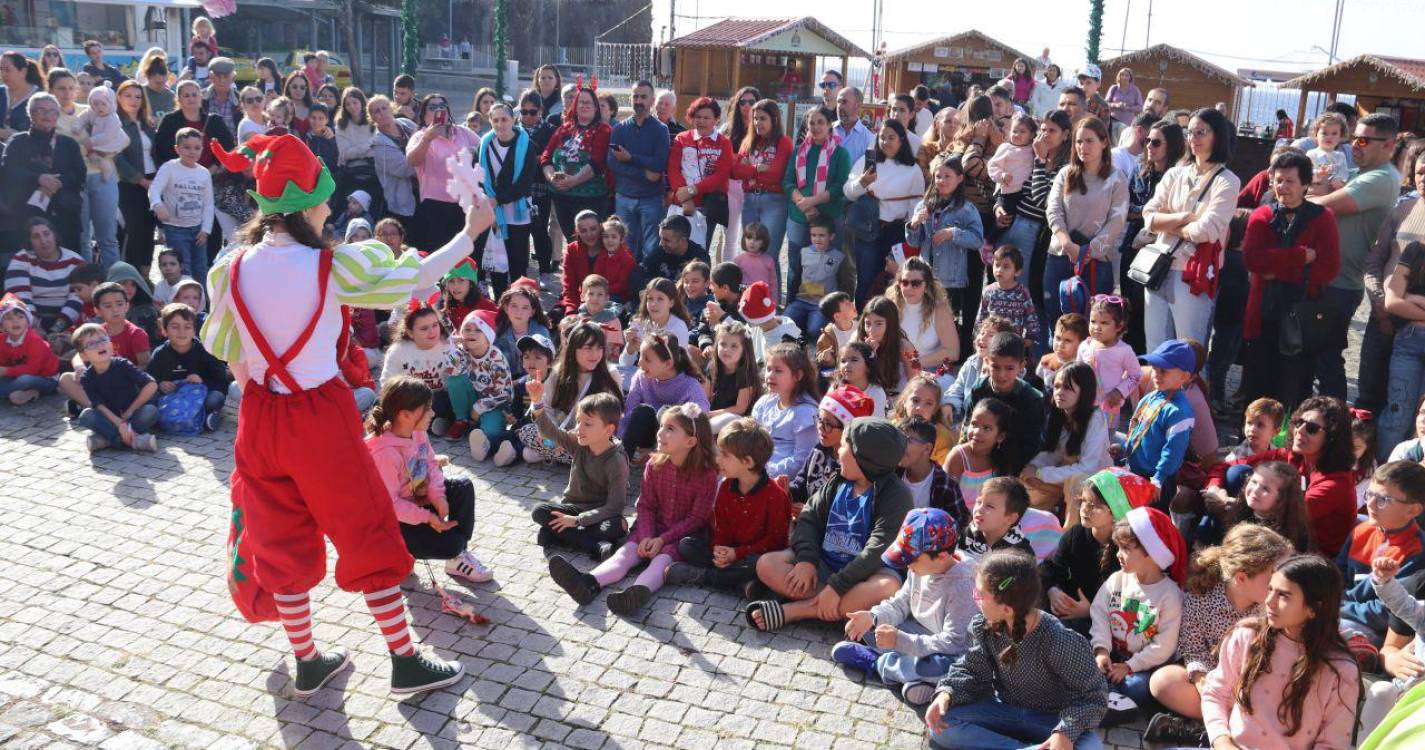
[106, 261, 160, 345]
[962, 331, 1047, 471]
[147, 303, 231, 431]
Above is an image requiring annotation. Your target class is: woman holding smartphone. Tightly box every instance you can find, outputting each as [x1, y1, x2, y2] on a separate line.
[406, 93, 480, 251]
[843, 120, 926, 305]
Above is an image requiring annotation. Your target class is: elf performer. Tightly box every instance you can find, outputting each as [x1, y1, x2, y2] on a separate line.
[203, 133, 495, 698]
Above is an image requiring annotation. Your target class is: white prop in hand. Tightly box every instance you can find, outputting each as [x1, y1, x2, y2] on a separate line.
[445, 150, 487, 213]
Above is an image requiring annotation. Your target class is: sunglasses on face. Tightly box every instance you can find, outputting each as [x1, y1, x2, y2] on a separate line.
[819, 81, 839, 89]
[242, 97, 262, 104]
[1290, 418, 1324, 435]
[520, 108, 540, 116]
[739, 99, 755, 107]
[1145, 138, 1164, 147]
[428, 102, 448, 111]
[898, 277, 926, 288]
[1353, 135, 1389, 147]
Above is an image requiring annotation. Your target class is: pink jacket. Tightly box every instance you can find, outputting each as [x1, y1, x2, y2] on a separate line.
[1202, 626, 1358, 750]
[366, 430, 446, 525]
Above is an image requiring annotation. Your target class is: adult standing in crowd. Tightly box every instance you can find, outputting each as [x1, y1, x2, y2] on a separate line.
[51, 67, 124, 269]
[1363, 147, 1425, 432]
[466, 87, 497, 136]
[1141, 108, 1240, 349]
[911, 85, 935, 137]
[1310, 113, 1400, 400]
[946, 95, 1002, 347]
[368, 94, 418, 226]
[888, 94, 923, 155]
[392, 74, 418, 121]
[282, 71, 313, 136]
[997, 109, 1072, 300]
[0, 51, 43, 140]
[607, 80, 669, 260]
[541, 84, 611, 241]
[654, 89, 684, 140]
[203, 57, 242, 134]
[783, 106, 849, 304]
[917, 107, 960, 180]
[667, 96, 733, 253]
[113, 80, 158, 275]
[1239, 150, 1340, 413]
[1104, 68, 1142, 132]
[517, 89, 558, 273]
[155, 80, 235, 169]
[80, 40, 125, 89]
[844, 119, 926, 305]
[532, 65, 563, 122]
[407, 93, 479, 251]
[1275, 109, 1295, 139]
[137, 48, 174, 123]
[1030, 63, 1068, 118]
[335, 86, 382, 216]
[1044, 117, 1128, 332]
[720, 86, 760, 262]
[1006, 58, 1036, 112]
[2, 94, 85, 251]
[475, 103, 539, 294]
[38, 46, 63, 80]
[1117, 118, 1184, 353]
[833, 86, 874, 166]
[255, 58, 283, 97]
[734, 98, 793, 272]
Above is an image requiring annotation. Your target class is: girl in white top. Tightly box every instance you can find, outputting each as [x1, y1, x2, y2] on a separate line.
[1023, 361, 1111, 521]
[844, 120, 927, 223]
[1140, 108, 1241, 350]
[886, 256, 958, 371]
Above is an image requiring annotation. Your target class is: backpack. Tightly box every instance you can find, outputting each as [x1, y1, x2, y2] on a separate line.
[156, 382, 207, 435]
[1058, 254, 1100, 318]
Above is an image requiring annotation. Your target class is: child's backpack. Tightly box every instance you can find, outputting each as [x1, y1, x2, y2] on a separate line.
[156, 382, 207, 435]
[1058, 254, 1101, 318]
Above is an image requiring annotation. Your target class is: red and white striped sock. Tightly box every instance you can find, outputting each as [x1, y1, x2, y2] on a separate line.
[364, 585, 415, 656]
[273, 591, 319, 661]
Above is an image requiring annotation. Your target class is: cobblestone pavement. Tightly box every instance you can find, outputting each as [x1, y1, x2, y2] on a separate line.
[0, 392, 1157, 750]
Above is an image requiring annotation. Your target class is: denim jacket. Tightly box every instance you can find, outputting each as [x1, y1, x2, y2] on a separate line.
[906, 198, 985, 290]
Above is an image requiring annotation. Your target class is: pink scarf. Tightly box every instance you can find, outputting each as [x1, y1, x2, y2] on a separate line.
[794, 134, 841, 196]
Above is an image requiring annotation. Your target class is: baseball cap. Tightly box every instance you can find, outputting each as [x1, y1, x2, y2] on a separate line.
[882, 508, 959, 569]
[208, 57, 236, 76]
[1139, 339, 1195, 372]
[1077, 63, 1102, 81]
[517, 333, 555, 358]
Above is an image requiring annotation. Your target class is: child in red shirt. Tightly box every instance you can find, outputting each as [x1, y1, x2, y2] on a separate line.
[58, 282, 152, 412]
[0, 294, 61, 404]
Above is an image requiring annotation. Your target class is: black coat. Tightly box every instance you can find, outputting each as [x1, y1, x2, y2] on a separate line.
[154, 111, 234, 168]
[114, 115, 158, 183]
[1, 129, 85, 217]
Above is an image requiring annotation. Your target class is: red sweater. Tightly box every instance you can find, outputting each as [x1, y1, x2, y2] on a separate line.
[540, 120, 614, 191]
[339, 337, 375, 391]
[731, 136, 793, 194]
[712, 474, 791, 559]
[1241, 204, 1340, 339]
[667, 128, 734, 206]
[559, 240, 637, 314]
[1237, 169, 1272, 209]
[0, 329, 59, 377]
[1208, 448, 1357, 557]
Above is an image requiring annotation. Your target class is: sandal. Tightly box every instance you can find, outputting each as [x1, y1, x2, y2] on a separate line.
[743, 599, 785, 632]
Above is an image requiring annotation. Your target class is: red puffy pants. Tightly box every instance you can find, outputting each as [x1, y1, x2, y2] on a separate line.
[226, 377, 413, 622]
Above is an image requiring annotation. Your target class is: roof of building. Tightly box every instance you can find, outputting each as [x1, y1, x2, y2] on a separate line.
[882, 30, 1033, 67]
[1281, 54, 1425, 94]
[664, 17, 869, 58]
[1099, 44, 1252, 87]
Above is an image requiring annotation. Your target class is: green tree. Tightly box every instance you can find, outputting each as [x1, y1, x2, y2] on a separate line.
[1086, 0, 1104, 64]
[401, 0, 419, 75]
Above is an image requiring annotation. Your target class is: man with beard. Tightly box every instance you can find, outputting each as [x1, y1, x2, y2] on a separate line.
[608, 80, 670, 259]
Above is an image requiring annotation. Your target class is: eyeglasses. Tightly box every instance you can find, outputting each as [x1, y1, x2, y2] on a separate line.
[819, 81, 839, 90]
[81, 336, 111, 352]
[1353, 135, 1389, 147]
[898, 277, 926, 288]
[1186, 128, 1212, 139]
[815, 415, 844, 431]
[1146, 138, 1164, 147]
[1290, 417, 1324, 435]
[520, 108, 541, 116]
[1365, 489, 1406, 510]
[739, 99, 756, 107]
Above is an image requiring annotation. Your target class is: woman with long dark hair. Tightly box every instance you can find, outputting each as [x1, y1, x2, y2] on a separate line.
[255, 57, 283, 97]
[718, 86, 760, 261]
[532, 64, 563, 121]
[1118, 119, 1186, 353]
[282, 70, 314, 136]
[784, 106, 850, 303]
[136, 48, 175, 122]
[541, 85, 611, 241]
[1197, 554, 1358, 749]
[1044, 116, 1127, 333]
[406, 92, 479, 251]
[0, 51, 42, 139]
[844, 119, 926, 305]
[734, 98, 792, 272]
[113, 80, 159, 274]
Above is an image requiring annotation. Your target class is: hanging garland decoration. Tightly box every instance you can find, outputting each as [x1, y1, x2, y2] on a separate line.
[494, 0, 508, 97]
[401, 0, 420, 76]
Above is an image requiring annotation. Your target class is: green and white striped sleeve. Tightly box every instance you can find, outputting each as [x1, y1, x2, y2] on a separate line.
[330, 240, 425, 308]
[201, 255, 244, 364]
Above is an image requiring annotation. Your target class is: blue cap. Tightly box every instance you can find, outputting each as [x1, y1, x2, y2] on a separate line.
[517, 333, 555, 357]
[882, 508, 958, 569]
[1139, 339, 1196, 373]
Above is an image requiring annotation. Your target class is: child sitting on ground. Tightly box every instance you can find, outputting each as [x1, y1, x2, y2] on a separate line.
[1037, 313, 1087, 384]
[516, 322, 624, 467]
[897, 417, 966, 527]
[152, 249, 190, 307]
[678, 261, 715, 330]
[147, 303, 230, 432]
[1079, 294, 1139, 426]
[618, 332, 709, 460]
[691, 262, 745, 361]
[1228, 397, 1284, 461]
[444, 310, 512, 448]
[1363, 550, 1425, 735]
[529, 391, 630, 560]
[835, 507, 978, 706]
[0, 295, 60, 405]
[752, 342, 820, 484]
[365, 376, 493, 584]
[71, 323, 159, 452]
[106, 262, 159, 345]
[743, 418, 910, 632]
[892, 373, 954, 464]
[961, 332, 1047, 469]
[548, 403, 717, 616]
[956, 475, 1036, 561]
[58, 282, 151, 412]
[435, 258, 494, 334]
[666, 418, 790, 596]
[814, 291, 857, 371]
[703, 320, 759, 434]
[1339, 461, 1425, 655]
[945, 315, 1016, 424]
[788, 384, 873, 517]
[379, 303, 459, 431]
[576, 275, 622, 324]
[487, 332, 554, 467]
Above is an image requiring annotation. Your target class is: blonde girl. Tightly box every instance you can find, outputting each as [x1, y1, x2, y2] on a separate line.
[892, 372, 954, 463]
[705, 320, 760, 434]
[548, 404, 718, 616]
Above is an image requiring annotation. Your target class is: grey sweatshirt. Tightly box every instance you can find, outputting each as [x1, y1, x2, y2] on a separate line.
[869, 557, 979, 659]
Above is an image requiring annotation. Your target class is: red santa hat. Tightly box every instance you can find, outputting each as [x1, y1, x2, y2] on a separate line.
[210, 133, 335, 215]
[1126, 507, 1187, 584]
[510, 277, 541, 296]
[739, 281, 777, 326]
[462, 309, 498, 344]
[819, 384, 874, 427]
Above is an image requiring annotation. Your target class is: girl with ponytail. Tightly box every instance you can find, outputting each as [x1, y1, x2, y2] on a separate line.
[925, 550, 1109, 750]
[617, 332, 710, 460]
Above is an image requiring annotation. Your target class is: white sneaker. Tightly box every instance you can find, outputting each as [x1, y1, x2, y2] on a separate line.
[445, 550, 493, 583]
[133, 434, 158, 452]
[493, 441, 517, 467]
[468, 430, 490, 461]
[8, 389, 39, 405]
[86, 434, 110, 452]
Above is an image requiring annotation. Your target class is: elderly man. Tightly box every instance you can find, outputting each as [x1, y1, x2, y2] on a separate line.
[654, 88, 684, 141]
[834, 86, 873, 160]
[1309, 112, 1402, 400]
[1, 93, 85, 251]
[203, 57, 242, 132]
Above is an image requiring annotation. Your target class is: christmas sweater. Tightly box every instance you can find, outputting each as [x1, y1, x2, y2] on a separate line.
[379, 338, 460, 392]
[1089, 569, 1183, 673]
[449, 342, 513, 415]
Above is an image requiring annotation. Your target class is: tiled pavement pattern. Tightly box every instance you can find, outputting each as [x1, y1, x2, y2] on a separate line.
[0, 395, 1153, 750]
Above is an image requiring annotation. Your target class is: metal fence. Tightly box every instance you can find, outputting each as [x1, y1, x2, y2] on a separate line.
[595, 42, 656, 88]
[420, 44, 594, 73]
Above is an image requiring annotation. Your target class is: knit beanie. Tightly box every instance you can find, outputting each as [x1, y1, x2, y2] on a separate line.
[1086, 467, 1156, 521]
[1126, 506, 1187, 584]
[211, 133, 335, 215]
[844, 417, 907, 480]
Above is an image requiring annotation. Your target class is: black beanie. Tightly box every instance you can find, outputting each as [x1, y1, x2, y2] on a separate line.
[845, 417, 907, 479]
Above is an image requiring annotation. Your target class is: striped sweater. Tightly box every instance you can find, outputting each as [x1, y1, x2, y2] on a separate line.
[3, 249, 86, 330]
[1012, 158, 1065, 224]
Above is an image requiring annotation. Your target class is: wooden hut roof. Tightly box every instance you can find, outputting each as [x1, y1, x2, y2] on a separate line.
[664, 17, 869, 59]
[1099, 44, 1252, 87]
[883, 30, 1033, 66]
[1281, 54, 1425, 94]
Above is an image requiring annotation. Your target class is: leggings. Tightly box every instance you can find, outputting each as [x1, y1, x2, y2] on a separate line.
[118, 179, 157, 271]
[397, 476, 476, 559]
[621, 403, 659, 458]
[590, 541, 672, 592]
[414, 199, 467, 255]
[530, 194, 556, 272]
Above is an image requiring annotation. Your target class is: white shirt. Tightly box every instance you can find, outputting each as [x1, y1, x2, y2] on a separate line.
[844, 156, 926, 222]
[1111, 146, 1141, 179]
[913, 107, 934, 138]
[900, 300, 941, 362]
[905, 470, 934, 509]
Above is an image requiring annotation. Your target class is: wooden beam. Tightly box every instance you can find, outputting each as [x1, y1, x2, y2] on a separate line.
[700, 48, 710, 97]
[1296, 87, 1310, 133]
[730, 48, 742, 100]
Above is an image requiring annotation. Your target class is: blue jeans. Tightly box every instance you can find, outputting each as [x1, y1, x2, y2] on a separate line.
[998, 215, 1042, 290]
[0, 374, 58, 398]
[1144, 270, 1215, 351]
[1380, 325, 1425, 461]
[860, 621, 954, 686]
[1313, 286, 1364, 400]
[785, 219, 811, 304]
[1357, 311, 1396, 413]
[78, 402, 158, 443]
[1113, 668, 1156, 713]
[1207, 249, 1248, 402]
[85, 172, 121, 268]
[615, 193, 664, 261]
[930, 697, 1105, 750]
[162, 224, 208, 287]
[741, 191, 789, 284]
[352, 386, 377, 412]
[785, 298, 825, 340]
[1043, 253, 1115, 334]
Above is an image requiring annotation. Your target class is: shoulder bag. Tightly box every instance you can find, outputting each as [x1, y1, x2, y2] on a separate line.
[1127, 166, 1225, 291]
[1279, 260, 1348, 357]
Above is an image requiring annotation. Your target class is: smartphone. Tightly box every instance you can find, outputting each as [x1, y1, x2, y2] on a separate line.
[433, 108, 449, 126]
[864, 147, 878, 168]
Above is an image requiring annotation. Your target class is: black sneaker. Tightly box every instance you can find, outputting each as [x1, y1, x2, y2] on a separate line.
[1142, 712, 1207, 745]
[664, 563, 705, 586]
[389, 650, 463, 695]
[293, 647, 352, 698]
[548, 555, 599, 605]
[742, 579, 769, 601]
[594, 541, 616, 561]
[606, 584, 651, 616]
[204, 411, 222, 432]
[536, 526, 558, 550]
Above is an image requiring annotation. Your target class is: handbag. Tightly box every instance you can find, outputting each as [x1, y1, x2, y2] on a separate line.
[846, 192, 879, 237]
[1279, 262, 1347, 357]
[1127, 166, 1225, 291]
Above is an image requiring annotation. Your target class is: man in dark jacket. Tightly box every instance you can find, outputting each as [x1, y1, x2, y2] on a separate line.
[1, 94, 85, 251]
[635, 214, 709, 290]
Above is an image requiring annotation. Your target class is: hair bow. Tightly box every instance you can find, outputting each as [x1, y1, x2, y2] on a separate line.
[407, 291, 438, 314]
[1350, 407, 1374, 422]
[678, 403, 704, 420]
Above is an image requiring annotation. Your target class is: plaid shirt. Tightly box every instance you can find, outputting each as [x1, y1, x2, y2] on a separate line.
[628, 460, 718, 560]
[901, 463, 968, 531]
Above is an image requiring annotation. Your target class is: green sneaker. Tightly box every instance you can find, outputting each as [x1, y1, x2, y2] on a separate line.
[389, 650, 464, 695]
[292, 647, 352, 698]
